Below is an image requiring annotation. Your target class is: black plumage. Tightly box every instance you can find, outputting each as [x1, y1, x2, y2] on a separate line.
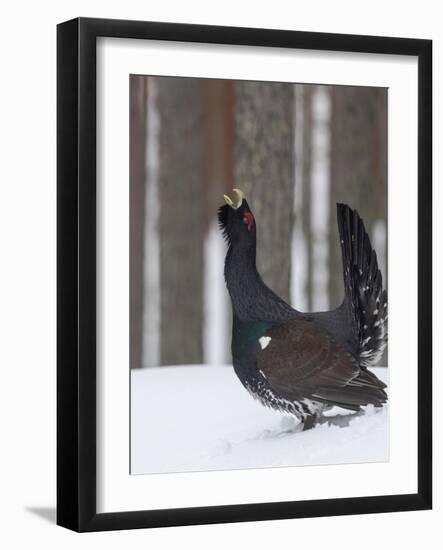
[219, 190, 388, 430]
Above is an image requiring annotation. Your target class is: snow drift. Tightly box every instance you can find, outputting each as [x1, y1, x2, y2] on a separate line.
[131, 365, 388, 474]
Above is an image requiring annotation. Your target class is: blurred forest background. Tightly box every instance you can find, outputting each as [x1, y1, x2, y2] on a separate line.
[130, 76, 387, 369]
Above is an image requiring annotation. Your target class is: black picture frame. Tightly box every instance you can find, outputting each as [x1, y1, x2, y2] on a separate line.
[57, 17, 432, 532]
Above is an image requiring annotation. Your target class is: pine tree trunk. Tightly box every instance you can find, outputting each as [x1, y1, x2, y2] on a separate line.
[203, 80, 235, 220]
[234, 81, 295, 303]
[157, 77, 205, 366]
[129, 76, 147, 369]
[301, 86, 314, 311]
[329, 86, 388, 309]
[203, 80, 235, 365]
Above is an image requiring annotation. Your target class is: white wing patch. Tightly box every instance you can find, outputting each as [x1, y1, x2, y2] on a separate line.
[259, 336, 271, 350]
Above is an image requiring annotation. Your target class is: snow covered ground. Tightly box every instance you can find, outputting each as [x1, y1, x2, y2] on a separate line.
[131, 365, 388, 474]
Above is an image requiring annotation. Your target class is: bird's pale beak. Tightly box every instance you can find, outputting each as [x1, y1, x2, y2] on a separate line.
[223, 194, 234, 207]
[223, 188, 244, 209]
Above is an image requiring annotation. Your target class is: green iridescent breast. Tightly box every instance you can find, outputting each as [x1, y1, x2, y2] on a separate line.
[231, 316, 272, 359]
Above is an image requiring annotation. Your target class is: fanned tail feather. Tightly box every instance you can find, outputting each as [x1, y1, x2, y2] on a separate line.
[336, 203, 388, 367]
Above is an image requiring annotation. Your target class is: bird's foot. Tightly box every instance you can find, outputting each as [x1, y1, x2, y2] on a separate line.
[302, 414, 319, 431]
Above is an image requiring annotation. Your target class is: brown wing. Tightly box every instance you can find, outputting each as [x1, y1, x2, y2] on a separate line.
[257, 318, 360, 401]
[257, 318, 387, 409]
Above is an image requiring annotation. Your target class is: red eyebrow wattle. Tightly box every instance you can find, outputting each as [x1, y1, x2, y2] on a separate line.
[244, 212, 254, 227]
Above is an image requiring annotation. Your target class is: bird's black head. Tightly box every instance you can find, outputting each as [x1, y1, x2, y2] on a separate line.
[218, 189, 256, 248]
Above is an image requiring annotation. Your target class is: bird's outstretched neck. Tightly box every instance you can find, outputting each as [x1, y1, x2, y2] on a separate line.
[218, 195, 296, 324]
[224, 243, 296, 324]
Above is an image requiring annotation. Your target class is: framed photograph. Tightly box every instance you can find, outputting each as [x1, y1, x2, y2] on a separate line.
[57, 17, 432, 532]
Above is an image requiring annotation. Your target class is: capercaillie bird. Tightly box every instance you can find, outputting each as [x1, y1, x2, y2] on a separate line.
[219, 189, 388, 431]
